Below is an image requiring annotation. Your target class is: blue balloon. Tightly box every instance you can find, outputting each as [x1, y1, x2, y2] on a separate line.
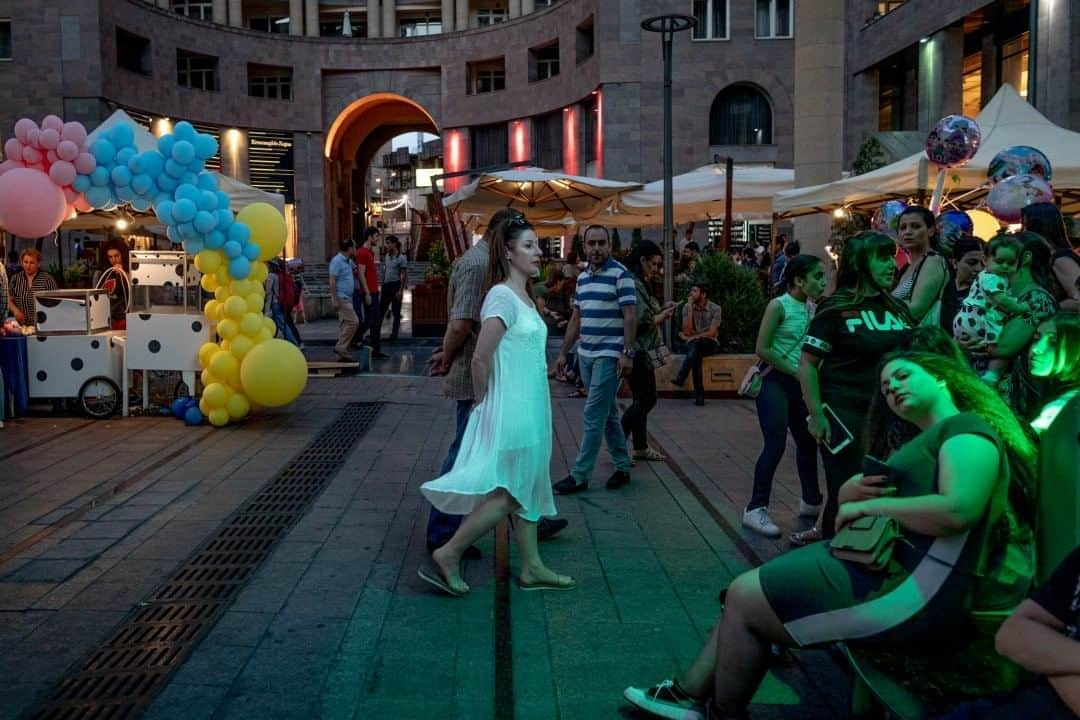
[73, 176, 91, 193]
[215, 191, 231, 211]
[183, 237, 205, 255]
[223, 240, 242, 259]
[91, 139, 117, 165]
[155, 200, 175, 224]
[228, 256, 252, 280]
[171, 397, 189, 418]
[172, 198, 197, 223]
[183, 406, 204, 426]
[115, 186, 135, 203]
[194, 210, 217, 234]
[242, 242, 261, 261]
[171, 140, 195, 165]
[227, 223, 250, 245]
[173, 121, 197, 141]
[116, 147, 137, 165]
[131, 173, 154, 196]
[175, 184, 201, 203]
[215, 208, 234, 229]
[180, 172, 200, 187]
[206, 230, 226, 249]
[153, 192, 172, 207]
[198, 190, 218, 211]
[90, 166, 110, 187]
[140, 151, 166, 178]
[158, 135, 176, 158]
[127, 154, 144, 174]
[177, 222, 196, 238]
[157, 174, 177, 193]
[86, 186, 112, 209]
[164, 158, 185, 179]
[938, 209, 973, 236]
[194, 135, 218, 160]
[110, 166, 132, 187]
[166, 225, 181, 243]
[110, 124, 135, 149]
[197, 172, 218, 191]
[131, 197, 152, 213]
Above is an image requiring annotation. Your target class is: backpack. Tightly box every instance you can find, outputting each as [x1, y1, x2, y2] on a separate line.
[277, 271, 298, 309]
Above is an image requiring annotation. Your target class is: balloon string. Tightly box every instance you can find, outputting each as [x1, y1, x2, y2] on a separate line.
[929, 168, 948, 215]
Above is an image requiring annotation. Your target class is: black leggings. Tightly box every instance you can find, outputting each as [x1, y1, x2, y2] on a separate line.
[621, 352, 657, 451]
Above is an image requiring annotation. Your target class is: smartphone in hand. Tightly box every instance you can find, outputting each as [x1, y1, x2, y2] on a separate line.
[812, 403, 853, 455]
[861, 455, 891, 477]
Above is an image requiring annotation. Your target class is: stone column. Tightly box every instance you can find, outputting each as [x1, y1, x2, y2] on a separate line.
[508, 0, 521, 19]
[288, 0, 303, 35]
[228, 0, 242, 27]
[294, 133, 327, 263]
[382, 0, 396, 38]
[212, 0, 227, 25]
[455, 0, 469, 32]
[979, 33, 998, 111]
[441, 0, 454, 33]
[917, 26, 963, 130]
[791, 0, 845, 261]
[521, 0, 534, 15]
[305, 0, 319, 36]
[1034, 0, 1076, 128]
[368, 0, 382, 37]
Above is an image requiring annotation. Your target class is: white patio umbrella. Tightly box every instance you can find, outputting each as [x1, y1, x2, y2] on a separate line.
[342, 11, 353, 36]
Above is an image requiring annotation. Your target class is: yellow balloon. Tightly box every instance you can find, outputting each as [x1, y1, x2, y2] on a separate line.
[195, 249, 223, 274]
[200, 368, 219, 387]
[225, 392, 251, 421]
[230, 279, 253, 297]
[201, 274, 219, 293]
[239, 312, 263, 337]
[250, 262, 268, 283]
[220, 339, 231, 352]
[245, 292, 264, 314]
[215, 266, 231, 286]
[214, 285, 230, 302]
[217, 318, 239, 340]
[209, 408, 230, 427]
[199, 396, 213, 416]
[198, 342, 219, 369]
[262, 316, 276, 333]
[209, 350, 239, 380]
[230, 334, 255, 360]
[967, 210, 1001, 243]
[224, 295, 247, 320]
[256, 327, 274, 343]
[203, 299, 222, 321]
[236, 203, 286, 262]
[240, 338, 308, 407]
[202, 382, 230, 410]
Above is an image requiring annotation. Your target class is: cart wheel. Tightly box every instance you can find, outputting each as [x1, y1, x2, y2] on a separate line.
[174, 379, 191, 400]
[78, 376, 121, 419]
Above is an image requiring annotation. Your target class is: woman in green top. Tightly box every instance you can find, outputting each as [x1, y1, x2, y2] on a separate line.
[623, 351, 1036, 720]
[1026, 315, 1080, 434]
[621, 241, 677, 462]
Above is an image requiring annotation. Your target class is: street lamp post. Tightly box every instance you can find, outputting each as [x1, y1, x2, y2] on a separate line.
[641, 14, 696, 307]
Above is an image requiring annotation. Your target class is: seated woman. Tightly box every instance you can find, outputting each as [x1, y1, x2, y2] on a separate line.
[624, 351, 1036, 720]
[7, 249, 58, 329]
[1026, 315, 1080, 434]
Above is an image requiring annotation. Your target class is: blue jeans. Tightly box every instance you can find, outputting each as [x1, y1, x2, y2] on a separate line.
[270, 303, 299, 346]
[570, 355, 631, 483]
[748, 371, 822, 511]
[426, 399, 474, 548]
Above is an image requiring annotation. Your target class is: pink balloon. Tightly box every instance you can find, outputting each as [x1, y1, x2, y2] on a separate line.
[74, 152, 96, 175]
[13, 118, 37, 144]
[63, 187, 79, 203]
[4, 138, 23, 160]
[49, 160, 77, 187]
[27, 162, 45, 173]
[39, 128, 60, 150]
[73, 196, 92, 213]
[21, 146, 41, 164]
[61, 121, 87, 146]
[45, 150, 58, 165]
[0, 168, 69, 237]
[26, 128, 42, 149]
[41, 115, 64, 132]
[0, 159, 23, 175]
[56, 140, 79, 162]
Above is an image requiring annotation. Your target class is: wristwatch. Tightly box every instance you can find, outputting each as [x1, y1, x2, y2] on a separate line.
[622, 347, 637, 359]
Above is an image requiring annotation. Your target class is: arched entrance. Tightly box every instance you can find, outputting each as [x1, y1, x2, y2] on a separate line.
[324, 93, 440, 256]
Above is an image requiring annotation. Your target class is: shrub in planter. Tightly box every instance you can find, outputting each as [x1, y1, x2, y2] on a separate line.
[683, 252, 766, 354]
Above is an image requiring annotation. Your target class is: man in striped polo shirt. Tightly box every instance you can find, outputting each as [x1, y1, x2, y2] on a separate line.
[554, 225, 637, 494]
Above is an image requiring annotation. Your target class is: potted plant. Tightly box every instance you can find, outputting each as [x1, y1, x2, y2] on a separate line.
[411, 239, 451, 336]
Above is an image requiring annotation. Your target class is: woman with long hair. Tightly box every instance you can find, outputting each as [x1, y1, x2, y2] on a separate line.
[624, 351, 1035, 720]
[419, 217, 574, 596]
[1022, 202, 1080, 312]
[796, 232, 912, 544]
[892, 205, 949, 325]
[620, 240, 677, 462]
[1026, 315, 1080, 433]
[743, 255, 828, 538]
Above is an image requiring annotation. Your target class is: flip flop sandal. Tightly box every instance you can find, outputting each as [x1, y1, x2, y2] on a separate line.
[517, 575, 577, 592]
[417, 563, 469, 597]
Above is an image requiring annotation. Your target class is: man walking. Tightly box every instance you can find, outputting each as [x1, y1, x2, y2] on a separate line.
[379, 235, 408, 342]
[355, 226, 387, 359]
[328, 239, 359, 362]
[672, 283, 722, 405]
[553, 225, 636, 494]
[427, 209, 567, 554]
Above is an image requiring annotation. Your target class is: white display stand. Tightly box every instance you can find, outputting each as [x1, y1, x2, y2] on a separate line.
[26, 332, 125, 413]
[35, 289, 112, 335]
[129, 250, 197, 288]
[121, 310, 211, 416]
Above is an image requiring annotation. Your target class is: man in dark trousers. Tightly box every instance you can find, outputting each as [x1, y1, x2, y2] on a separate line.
[354, 226, 387, 359]
[379, 235, 408, 342]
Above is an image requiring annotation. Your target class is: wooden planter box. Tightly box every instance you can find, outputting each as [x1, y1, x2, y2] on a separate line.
[411, 279, 448, 337]
[654, 353, 758, 399]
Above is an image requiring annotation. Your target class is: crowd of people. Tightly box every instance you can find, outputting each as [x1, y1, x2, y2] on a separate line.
[413, 202, 1080, 720]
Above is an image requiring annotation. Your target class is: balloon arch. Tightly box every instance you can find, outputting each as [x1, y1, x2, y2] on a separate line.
[0, 114, 307, 426]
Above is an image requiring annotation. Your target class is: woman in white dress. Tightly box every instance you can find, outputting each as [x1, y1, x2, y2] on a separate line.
[419, 217, 575, 597]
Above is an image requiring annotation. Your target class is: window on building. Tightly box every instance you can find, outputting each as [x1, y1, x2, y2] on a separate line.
[172, 0, 213, 21]
[476, 7, 507, 27]
[755, 0, 792, 39]
[1001, 32, 1029, 99]
[576, 16, 594, 64]
[248, 16, 290, 33]
[399, 14, 441, 36]
[176, 49, 219, 91]
[529, 41, 559, 82]
[471, 123, 509, 169]
[319, 16, 366, 36]
[709, 85, 773, 145]
[467, 58, 506, 95]
[532, 111, 563, 170]
[875, 1, 906, 16]
[691, 0, 728, 40]
[0, 19, 12, 60]
[962, 52, 982, 118]
[116, 28, 151, 75]
[248, 64, 292, 100]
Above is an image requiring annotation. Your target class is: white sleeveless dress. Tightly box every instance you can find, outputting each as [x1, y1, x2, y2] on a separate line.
[421, 284, 558, 522]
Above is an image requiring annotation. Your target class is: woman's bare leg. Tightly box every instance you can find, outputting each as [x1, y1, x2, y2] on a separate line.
[512, 517, 572, 585]
[432, 489, 516, 592]
[676, 622, 722, 698]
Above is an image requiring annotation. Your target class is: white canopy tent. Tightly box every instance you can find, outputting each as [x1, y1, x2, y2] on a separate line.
[585, 164, 794, 228]
[773, 85, 1080, 218]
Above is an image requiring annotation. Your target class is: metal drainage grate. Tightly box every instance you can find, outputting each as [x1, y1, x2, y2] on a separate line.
[31, 402, 383, 720]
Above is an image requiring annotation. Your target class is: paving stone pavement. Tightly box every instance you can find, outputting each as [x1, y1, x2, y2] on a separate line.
[0, 372, 849, 719]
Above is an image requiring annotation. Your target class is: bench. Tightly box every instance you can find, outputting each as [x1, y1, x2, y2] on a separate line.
[653, 353, 758, 398]
[842, 394, 1080, 719]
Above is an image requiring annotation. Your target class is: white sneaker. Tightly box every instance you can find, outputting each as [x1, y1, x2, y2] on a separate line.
[742, 507, 781, 538]
[799, 500, 822, 518]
